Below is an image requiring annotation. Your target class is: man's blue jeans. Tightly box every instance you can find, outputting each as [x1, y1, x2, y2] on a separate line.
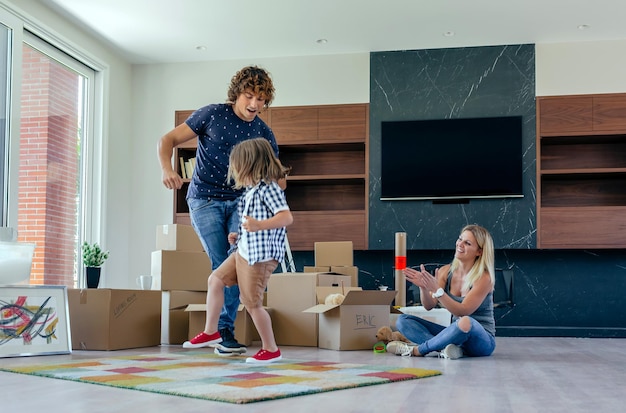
[188, 197, 240, 331]
[396, 314, 495, 357]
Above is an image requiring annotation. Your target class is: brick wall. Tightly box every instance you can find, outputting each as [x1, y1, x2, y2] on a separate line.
[19, 45, 80, 286]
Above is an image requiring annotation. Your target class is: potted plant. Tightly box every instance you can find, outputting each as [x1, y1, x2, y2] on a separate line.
[82, 241, 109, 288]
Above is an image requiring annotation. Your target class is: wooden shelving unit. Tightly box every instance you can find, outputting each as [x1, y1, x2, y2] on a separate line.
[173, 103, 369, 250]
[536, 93, 626, 248]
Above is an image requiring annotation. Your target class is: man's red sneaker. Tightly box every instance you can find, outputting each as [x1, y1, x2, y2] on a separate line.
[182, 331, 222, 349]
[245, 348, 282, 364]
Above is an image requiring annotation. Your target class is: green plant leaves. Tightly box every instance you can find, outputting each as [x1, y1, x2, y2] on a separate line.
[82, 241, 109, 267]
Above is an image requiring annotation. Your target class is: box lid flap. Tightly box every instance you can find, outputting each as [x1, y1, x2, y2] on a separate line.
[341, 290, 397, 305]
[184, 304, 205, 312]
[302, 303, 339, 314]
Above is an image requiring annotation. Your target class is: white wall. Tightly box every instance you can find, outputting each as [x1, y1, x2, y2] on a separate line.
[129, 55, 370, 284]
[536, 40, 626, 96]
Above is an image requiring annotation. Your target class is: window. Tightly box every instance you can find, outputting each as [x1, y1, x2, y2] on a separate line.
[0, 15, 17, 226]
[1, 7, 103, 288]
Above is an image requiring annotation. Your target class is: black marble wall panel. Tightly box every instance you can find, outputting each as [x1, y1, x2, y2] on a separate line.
[290, 248, 626, 338]
[369, 44, 536, 250]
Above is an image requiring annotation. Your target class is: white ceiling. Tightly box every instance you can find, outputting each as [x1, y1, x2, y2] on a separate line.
[40, 0, 626, 64]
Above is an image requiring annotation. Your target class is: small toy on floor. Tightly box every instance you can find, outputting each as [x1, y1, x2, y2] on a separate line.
[373, 341, 386, 353]
[375, 325, 411, 344]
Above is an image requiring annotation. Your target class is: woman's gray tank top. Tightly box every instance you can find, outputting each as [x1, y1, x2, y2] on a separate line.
[445, 270, 496, 336]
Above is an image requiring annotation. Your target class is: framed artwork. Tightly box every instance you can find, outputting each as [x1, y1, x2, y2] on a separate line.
[0, 285, 72, 358]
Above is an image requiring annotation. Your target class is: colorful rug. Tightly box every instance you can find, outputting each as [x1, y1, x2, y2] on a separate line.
[1, 351, 442, 404]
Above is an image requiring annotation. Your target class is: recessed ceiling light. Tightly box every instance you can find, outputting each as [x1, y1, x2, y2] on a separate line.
[443, 31, 455, 37]
[316, 39, 328, 45]
[195, 45, 207, 51]
[577, 24, 591, 30]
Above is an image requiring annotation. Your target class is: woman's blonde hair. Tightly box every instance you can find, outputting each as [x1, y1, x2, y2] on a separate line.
[227, 138, 290, 189]
[449, 224, 495, 293]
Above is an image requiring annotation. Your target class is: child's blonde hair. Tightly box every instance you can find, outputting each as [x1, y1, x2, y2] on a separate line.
[227, 138, 290, 189]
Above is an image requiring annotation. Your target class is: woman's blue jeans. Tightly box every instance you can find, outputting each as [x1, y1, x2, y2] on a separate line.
[188, 197, 240, 331]
[396, 313, 495, 357]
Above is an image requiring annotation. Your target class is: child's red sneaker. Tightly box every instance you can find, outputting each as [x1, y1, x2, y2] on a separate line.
[182, 331, 222, 349]
[245, 348, 282, 364]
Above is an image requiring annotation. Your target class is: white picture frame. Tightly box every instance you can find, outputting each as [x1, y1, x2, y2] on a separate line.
[0, 285, 72, 358]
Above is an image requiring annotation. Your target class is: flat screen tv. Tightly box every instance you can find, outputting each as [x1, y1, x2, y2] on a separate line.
[381, 116, 523, 201]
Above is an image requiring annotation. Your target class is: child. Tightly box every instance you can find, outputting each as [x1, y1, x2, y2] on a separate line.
[183, 138, 292, 364]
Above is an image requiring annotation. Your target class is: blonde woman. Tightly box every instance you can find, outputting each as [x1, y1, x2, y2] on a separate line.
[387, 224, 496, 359]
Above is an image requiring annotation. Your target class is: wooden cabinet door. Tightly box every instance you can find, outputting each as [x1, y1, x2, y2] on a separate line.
[538, 97, 592, 134]
[270, 107, 318, 144]
[318, 104, 367, 142]
[593, 95, 626, 131]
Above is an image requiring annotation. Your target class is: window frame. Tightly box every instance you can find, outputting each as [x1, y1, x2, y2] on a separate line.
[1, 3, 109, 286]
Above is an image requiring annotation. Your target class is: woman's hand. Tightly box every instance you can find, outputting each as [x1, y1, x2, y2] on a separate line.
[404, 265, 439, 292]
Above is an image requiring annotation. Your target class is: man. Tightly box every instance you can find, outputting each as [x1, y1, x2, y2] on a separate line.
[158, 66, 280, 355]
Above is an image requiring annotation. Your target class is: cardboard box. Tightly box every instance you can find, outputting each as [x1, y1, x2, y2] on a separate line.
[161, 290, 207, 344]
[317, 273, 353, 288]
[314, 241, 353, 267]
[266, 272, 319, 346]
[303, 266, 331, 273]
[305, 266, 358, 288]
[266, 272, 353, 346]
[156, 224, 204, 252]
[315, 286, 362, 304]
[186, 304, 271, 346]
[304, 289, 396, 350]
[331, 266, 359, 287]
[67, 289, 161, 350]
[150, 250, 211, 291]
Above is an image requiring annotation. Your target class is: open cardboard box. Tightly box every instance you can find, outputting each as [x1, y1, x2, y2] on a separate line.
[304, 265, 359, 287]
[161, 290, 207, 344]
[266, 272, 352, 347]
[304, 289, 396, 350]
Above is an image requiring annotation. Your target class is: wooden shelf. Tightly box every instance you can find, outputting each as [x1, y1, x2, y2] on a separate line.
[173, 103, 369, 251]
[537, 93, 626, 248]
[287, 174, 365, 181]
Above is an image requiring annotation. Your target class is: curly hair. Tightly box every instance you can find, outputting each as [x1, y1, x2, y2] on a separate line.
[226, 66, 275, 108]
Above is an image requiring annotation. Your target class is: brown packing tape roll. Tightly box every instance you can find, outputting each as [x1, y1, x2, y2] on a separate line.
[395, 269, 406, 307]
[394, 232, 406, 307]
[395, 232, 406, 257]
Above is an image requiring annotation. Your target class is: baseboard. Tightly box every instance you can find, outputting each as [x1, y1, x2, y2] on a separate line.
[496, 326, 626, 338]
